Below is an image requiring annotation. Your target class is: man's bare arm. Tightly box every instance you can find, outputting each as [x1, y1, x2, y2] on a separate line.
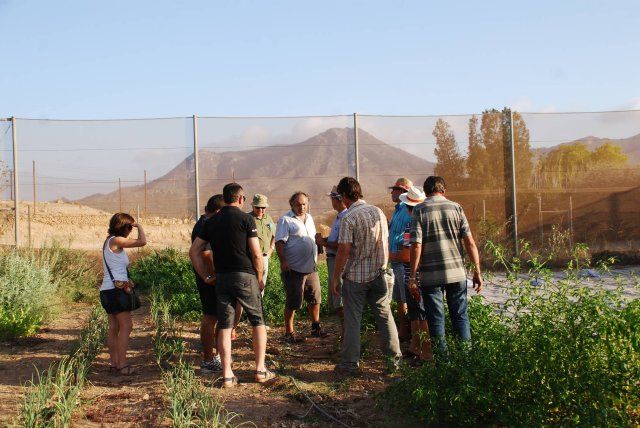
[248, 236, 264, 289]
[275, 240, 289, 272]
[189, 237, 214, 284]
[409, 242, 422, 279]
[463, 235, 483, 293]
[331, 242, 351, 297]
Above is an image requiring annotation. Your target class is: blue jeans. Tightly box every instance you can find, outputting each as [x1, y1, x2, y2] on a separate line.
[421, 280, 471, 343]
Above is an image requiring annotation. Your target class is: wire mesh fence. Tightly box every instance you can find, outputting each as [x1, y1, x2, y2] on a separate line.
[1, 110, 638, 253]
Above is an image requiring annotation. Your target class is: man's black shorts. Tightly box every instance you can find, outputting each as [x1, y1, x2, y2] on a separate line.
[197, 280, 217, 316]
[215, 271, 265, 329]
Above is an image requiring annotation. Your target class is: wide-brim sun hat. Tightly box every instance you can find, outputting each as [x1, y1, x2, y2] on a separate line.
[251, 194, 269, 208]
[399, 186, 426, 206]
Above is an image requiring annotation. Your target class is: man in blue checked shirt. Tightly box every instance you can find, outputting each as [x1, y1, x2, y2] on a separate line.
[387, 177, 413, 341]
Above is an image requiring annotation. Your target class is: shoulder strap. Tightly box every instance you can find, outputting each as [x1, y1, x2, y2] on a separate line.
[102, 237, 116, 282]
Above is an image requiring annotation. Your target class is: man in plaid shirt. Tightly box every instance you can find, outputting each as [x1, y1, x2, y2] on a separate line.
[331, 177, 402, 374]
[408, 176, 483, 354]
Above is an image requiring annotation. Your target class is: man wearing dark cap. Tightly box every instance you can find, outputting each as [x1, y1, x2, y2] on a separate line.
[190, 194, 225, 373]
[388, 177, 413, 341]
[315, 186, 348, 331]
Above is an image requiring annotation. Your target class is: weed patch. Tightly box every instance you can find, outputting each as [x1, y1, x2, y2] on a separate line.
[382, 242, 640, 426]
[19, 306, 107, 427]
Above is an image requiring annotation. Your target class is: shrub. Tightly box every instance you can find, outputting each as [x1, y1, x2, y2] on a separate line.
[0, 252, 56, 340]
[129, 248, 201, 320]
[382, 242, 640, 426]
[30, 243, 101, 303]
[131, 248, 333, 325]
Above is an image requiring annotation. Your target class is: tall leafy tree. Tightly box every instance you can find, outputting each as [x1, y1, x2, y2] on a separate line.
[465, 108, 533, 189]
[433, 118, 465, 188]
[466, 115, 488, 189]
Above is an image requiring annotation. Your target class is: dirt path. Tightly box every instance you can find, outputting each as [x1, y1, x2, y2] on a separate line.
[179, 318, 413, 427]
[0, 303, 93, 426]
[73, 299, 167, 427]
[1, 302, 412, 427]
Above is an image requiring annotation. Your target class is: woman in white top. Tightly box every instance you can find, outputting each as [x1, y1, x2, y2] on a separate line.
[100, 213, 146, 375]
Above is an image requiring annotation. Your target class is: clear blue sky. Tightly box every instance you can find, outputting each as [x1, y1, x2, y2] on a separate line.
[1, 0, 639, 119]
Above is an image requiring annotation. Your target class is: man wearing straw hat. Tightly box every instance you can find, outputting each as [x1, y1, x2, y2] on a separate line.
[388, 177, 413, 341]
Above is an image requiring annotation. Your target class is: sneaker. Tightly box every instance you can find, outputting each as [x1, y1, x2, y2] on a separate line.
[201, 355, 222, 373]
[284, 332, 305, 344]
[334, 363, 359, 376]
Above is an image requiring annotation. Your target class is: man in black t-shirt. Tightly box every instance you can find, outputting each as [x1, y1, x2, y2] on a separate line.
[191, 194, 224, 373]
[190, 183, 275, 387]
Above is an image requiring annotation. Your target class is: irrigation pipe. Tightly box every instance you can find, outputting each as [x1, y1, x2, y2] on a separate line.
[288, 375, 351, 428]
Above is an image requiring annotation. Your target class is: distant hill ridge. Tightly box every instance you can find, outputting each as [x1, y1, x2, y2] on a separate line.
[78, 127, 435, 217]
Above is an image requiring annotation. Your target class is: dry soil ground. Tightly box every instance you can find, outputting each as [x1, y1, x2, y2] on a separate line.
[0, 299, 415, 427]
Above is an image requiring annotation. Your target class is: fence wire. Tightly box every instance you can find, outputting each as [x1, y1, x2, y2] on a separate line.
[1, 110, 639, 253]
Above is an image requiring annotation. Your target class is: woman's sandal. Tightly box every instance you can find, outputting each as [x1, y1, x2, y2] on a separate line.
[118, 365, 135, 375]
[255, 369, 276, 384]
[222, 376, 238, 388]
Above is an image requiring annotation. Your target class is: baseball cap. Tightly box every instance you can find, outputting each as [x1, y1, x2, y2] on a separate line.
[389, 177, 413, 191]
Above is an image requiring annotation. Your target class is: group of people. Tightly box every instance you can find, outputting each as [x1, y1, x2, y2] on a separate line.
[98, 175, 483, 385]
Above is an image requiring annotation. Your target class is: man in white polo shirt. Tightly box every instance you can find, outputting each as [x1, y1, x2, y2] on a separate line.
[275, 191, 326, 343]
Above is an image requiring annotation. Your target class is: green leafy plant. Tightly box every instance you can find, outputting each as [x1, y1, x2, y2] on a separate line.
[383, 241, 640, 426]
[19, 306, 107, 427]
[0, 252, 56, 340]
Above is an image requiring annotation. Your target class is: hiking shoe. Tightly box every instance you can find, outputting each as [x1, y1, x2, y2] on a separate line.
[334, 363, 359, 376]
[201, 355, 222, 373]
[284, 332, 305, 344]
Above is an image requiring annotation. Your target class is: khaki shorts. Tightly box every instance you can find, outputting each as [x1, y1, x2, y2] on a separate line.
[281, 270, 321, 310]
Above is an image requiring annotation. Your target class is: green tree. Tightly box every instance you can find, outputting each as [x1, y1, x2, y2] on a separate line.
[433, 118, 465, 188]
[537, 141, 629, 188]
[465, 108, 533, 189]
[466, 115, 488, 188]
[591, 141, 628, 168]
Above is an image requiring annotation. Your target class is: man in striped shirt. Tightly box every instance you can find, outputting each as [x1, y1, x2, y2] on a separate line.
[408, 176, 483, 352]
[331, 177, 402, 374]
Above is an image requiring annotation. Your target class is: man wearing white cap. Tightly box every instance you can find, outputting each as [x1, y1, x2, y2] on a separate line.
[387, 177, 413, 341]
[315, 186, 348, 332]
[397, 186, 430, 364]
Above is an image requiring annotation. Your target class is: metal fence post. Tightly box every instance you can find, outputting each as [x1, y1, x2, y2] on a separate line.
[11, 117, 20, 248]
[193, 114, 201, 219]
[506, 110, 519, 256]
[353, 113, 360, 181]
